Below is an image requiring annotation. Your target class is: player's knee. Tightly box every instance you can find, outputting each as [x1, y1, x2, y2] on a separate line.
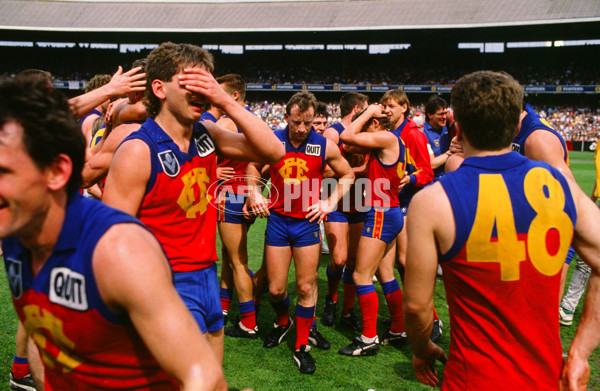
[269, 286, 287, 300]
[295, 281, 313, 299]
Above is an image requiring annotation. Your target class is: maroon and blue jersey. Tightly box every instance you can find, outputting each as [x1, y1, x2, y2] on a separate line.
[513, 104, 569, 165]
[438, 152, 576, 390]
[269, 128, 327, 218]
[78, 108, 103, 126]
[328, 122, 345, 146]
[2, 193, 177, 390]
[364, 129, 407, 209]
[124, 117, 218, 272]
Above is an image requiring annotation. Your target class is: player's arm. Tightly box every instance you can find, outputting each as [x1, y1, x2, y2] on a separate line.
[560, 177, 600, 390]
[178, 68, 284, 164]
[322, 126, 340, 146]
[102, 138, 150, 216]
[93, 224, 227, 391]
[82, 123, 141, 188]
[404, 184, 450, 386]
[71, 66, 145, 119]
[340, 103, 395, 150]
[405, 131, 434, 187]
[525, 130, 575, 181]
[245, 162, 270, 218]
[306, 140, 354, 223]
[111, 100, 147, 129]
[430, 148, 450, 170]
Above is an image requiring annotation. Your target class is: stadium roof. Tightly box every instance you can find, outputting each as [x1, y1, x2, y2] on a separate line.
[1, 0, 599, 33]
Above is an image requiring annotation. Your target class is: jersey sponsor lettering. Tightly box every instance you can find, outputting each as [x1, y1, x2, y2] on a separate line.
[195, 133, 216, 157]
[305, 144, 321, 156]
[49, 268, 88, 311]
[158, 150, 180, 177]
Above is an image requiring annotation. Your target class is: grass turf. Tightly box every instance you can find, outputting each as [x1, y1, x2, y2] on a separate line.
[0, 150, 598, 390]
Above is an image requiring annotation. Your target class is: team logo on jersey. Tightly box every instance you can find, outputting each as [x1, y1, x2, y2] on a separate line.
[6, 258, 23, 299]
[512, 143, 521, 153]
[178, 167, 212, 218]
[279, 157, 309, 185]
[305, 144, 321, 157]
[49, 268, 88, 311]
[195, 133, 216, 158]
[158, 150, 180, 177]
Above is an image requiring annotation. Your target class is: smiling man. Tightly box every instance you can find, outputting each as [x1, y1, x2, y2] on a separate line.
[102, 42, 284, 363]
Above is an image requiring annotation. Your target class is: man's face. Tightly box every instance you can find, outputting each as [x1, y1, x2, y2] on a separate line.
[382, 98, 407, 128]
[159, 68, 208, 125]
[429, 107, 448, 130]
[285, 105, 314, 144]
[312, 114, 328, 134]
[0, 121, 51, 240]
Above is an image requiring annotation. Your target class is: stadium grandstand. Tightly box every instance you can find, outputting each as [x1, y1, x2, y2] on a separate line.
[0, 0, 599, 142]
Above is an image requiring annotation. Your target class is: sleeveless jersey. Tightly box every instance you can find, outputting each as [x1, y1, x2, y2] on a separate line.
[364, 129, 407, 208]
[200, 111, 218, 123]
[423, 121, 449, 179]
[513, 104, 569, 165]
[2, 193, 177, 390]
[78, 109, 103, 126]
[439, 152, 576, 390]
[334, 147, 367, 214]
[124, 118, 218, 272]
[269, 128, 327, 218]
[397, 118, 434, 206]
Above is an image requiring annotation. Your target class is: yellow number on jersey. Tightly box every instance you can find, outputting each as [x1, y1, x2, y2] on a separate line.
[466, 174, 526, 281]
[524, 167, 573, 276]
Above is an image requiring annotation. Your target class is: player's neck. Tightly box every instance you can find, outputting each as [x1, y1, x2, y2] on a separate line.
[463, 143, 512, 158]
[154, 110, 194, 148]
[20, 191, 68, 276]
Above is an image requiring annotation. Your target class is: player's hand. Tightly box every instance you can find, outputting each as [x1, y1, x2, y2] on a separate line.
[412, 343, 447, 387]
[216, 166, 235, 181]
[560, 353, 590, 390]
[179, 68, 232, 110]
[306, 200, 334, 223]
[399, 171, 410, 191]
[107, 66, 146, 96]
[449, 136, 463, 154]
[247, 189, 270, 218]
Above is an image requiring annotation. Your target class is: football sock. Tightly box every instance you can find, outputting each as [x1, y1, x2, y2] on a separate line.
[381, 279, 404, 333]
[270, 293, 290, 327]
[12, 356, 29, 379]
[342, 267, 356, 315]
[295, 304, 315, 350]
[356, 284, 378, 339]
[326, 264, 342, 302]
[239, 300, 256, 330]
[220, 288, 233, 314]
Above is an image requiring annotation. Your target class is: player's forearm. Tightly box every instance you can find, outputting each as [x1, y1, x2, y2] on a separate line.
[567, 272, 600, 362]
[327, 173, 354, 207]
[225, 106, 284, 164]
[430, 152, 449, 170]
[404, 302, 435, 358]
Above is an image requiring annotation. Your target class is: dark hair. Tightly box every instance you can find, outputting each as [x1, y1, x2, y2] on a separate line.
[352, 107, 393, 131]
[451, 71, 523, 150]
[0, 78, 85, 194]
[132, 57, 147, 73]
[315, 101, 329, 118]
[380, 89, 411, 117]
[425, 95, 448, 122]
[285, 92, 317, 115]
[217, 74, 246, 101]
[144, 42, 215, 118]
[339, 92, 368, 118]
[85, 74, 111, 93]
[14, 69, 52, 83]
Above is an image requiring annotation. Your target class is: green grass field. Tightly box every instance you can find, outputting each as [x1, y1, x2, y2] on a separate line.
[1, 151, 598, 390]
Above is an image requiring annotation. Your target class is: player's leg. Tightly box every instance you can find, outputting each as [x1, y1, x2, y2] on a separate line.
[322, 220, 349, 326]
[220, 221, 258, 338]
[206, 329, 224, 364]
[218, 246, 234, 325]
[339, 235, 387, 357]
[263, 244, 294, 348]
[10, 321, 36, 391]
[340, 220, 365, 331]
[376, 239, 408, 346]
[560, 254, 591, 326]
[291, 243, 321, 374]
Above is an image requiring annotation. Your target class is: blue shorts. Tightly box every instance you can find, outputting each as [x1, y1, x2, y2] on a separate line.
[326, 210, 367, 224]
[265, 211, 321, 247]
[173, 263, 223, 333]
[217, 190, 255, 225]
[362, 207, 404, 243]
